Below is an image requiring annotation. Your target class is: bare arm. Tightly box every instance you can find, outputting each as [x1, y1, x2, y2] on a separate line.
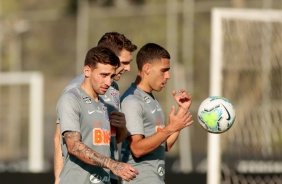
[165, 90, 194, 151]
[128, 106, 191, 158]
[165, 111, 193, 151]
[63, 131, 138, 181]
[54, 124, 63, 184]
[166, 131, 180, 151]
[128, 129, 173, 158]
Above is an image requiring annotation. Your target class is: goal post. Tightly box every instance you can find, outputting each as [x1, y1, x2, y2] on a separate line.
[208, 8, 224, 184]
[0, 71, 44, 172]
[209, 8, 282, 184]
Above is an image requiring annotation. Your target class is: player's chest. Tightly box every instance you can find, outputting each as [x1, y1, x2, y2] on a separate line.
[80, 101, 110, 130]
[143, 102, 165, 129]
[101, 88, 120, 109]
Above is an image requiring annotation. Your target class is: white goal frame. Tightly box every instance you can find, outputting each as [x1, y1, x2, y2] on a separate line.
[0, 71, 44, 172]
[209, 8, 282, 184]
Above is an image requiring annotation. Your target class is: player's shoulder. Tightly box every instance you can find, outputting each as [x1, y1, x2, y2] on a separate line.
[61, 86, 82, 101]
[57, 87, 82, 110]
[121, 85, 146, 105]
[121, 94, 144, 112]
[62, 74, 84, 93]
[121, 84, 138, 100]
[122, 94, 140, 103]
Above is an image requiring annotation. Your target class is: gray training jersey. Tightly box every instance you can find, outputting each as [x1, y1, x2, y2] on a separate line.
[121, 83, 166, 184]
[57, 74, 120, 180]
[57, 86, 111, 184]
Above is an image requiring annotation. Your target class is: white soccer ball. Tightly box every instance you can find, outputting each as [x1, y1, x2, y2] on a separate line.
[197, 96, 236, 134]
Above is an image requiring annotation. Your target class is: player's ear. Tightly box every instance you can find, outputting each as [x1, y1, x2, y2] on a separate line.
[84, 65, 91, 77]
[143, 63, 151, 75]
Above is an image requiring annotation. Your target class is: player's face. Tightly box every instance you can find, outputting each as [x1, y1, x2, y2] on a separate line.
[87, 63, 116, 95]
[114, 49, 133, 81]
[148, 58, 170, 92]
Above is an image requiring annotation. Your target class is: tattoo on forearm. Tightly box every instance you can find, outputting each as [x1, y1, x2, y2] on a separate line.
[108, 161, 124, 174]
[63, 131, 111, 168]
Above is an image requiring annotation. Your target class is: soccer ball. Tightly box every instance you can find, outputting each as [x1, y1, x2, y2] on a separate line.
[197, 96, 236, 134]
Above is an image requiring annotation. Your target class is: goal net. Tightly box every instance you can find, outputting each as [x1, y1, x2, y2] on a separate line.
[209, 8, 282, 184]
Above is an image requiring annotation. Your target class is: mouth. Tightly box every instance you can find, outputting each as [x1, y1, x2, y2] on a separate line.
[101, 87, 109, 93]
[114, 72, 123, 80]
[117, 71, 125, 76]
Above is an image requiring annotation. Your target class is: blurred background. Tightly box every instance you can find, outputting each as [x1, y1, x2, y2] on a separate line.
[0, 0, 281, 183]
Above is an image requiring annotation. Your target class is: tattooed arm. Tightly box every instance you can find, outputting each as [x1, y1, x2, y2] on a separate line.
[63, 131, 138, 181]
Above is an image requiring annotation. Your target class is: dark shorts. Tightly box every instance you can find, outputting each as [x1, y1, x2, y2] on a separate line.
[110, 178, 119, 184]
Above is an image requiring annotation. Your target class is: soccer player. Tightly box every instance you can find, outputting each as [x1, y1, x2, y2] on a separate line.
[57, 46, 138, 184]
[120, 43, 194, 183]
[54, 32, 138, 184]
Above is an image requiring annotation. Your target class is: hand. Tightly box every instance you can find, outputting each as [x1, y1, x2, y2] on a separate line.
[166, 106, 194, 132]
[109, 111, 126, 129]
[172, 89, 192, 110]
[108, 161, 139, 182]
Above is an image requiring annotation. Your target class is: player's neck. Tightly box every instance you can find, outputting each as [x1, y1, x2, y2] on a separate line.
[80, 81, 99, 102]
[135, 75, 152, 93]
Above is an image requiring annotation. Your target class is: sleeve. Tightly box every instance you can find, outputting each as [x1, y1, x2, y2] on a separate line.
[56, 117, 59, 124]
[121, 97, 144, 136]
[56, 92, 81, 135]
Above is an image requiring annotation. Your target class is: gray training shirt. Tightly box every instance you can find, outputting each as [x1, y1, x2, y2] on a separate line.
[56, 74, 120, 180]
[121, 83, 166, 184]
[57, 86, 111, 184]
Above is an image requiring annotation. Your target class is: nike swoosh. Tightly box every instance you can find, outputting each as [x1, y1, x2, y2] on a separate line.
[222, 104, 231, 120]
[151, 109, 156, 113]
[88, 110, 95, 114]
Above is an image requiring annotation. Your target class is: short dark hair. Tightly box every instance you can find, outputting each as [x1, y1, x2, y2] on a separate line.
[136, 43, 170, 70]
[84, 46, 120, 69]
[97, 32, 137, 56]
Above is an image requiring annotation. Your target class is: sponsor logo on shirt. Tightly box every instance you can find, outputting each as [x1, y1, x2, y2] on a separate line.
[94, 122, 102, 126]
[156, 119, 164, 132]
[143, 96, 151, 103]
[88, 110, 95, 114]
[83, 97, 92, 104]
[151, 109, 156, 113]
[156, 119, 162, 125]
[88, 107, 104, 115]
[156, 125, 164, 132]
[90, 174, 110, 184]
[93, 128, 110, 145]
[158, 165, 165, 177]
[151, 105, 162, 114]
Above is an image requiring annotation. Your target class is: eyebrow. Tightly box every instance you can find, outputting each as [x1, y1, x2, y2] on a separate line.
[100, 72, 112, 75]
[120, 59, 132, 63]
[162, 67, 170, 71]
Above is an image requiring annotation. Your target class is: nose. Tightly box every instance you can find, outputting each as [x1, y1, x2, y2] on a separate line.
[124, 65, 130, 72]
[106, 77, 113, 86]
[165, 71, 170, 79]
